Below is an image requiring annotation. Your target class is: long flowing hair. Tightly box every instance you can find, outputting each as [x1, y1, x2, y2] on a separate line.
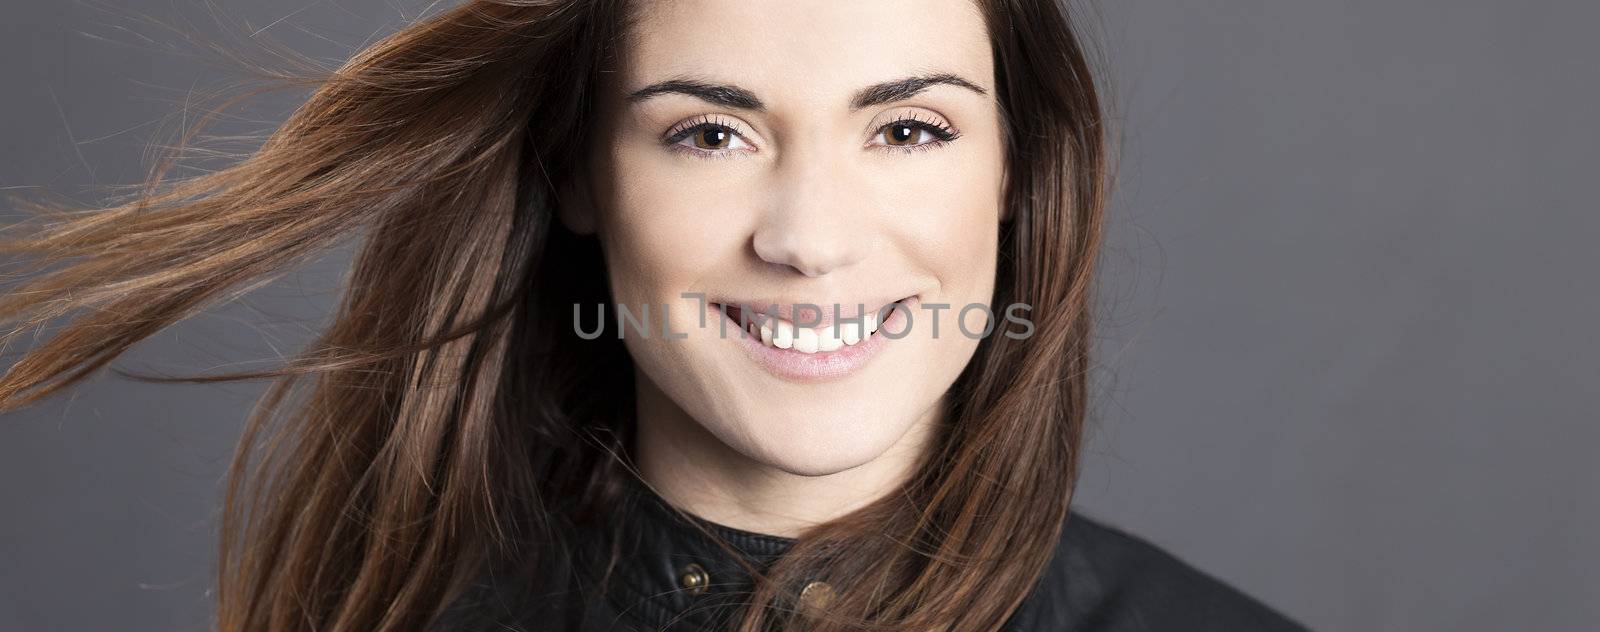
[0, 1, 1107, 630]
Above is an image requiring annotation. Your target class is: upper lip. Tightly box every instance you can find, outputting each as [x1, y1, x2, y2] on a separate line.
[708, 296, 914, 328]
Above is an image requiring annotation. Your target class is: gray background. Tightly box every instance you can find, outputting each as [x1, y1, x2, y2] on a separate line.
[2, 1, 1595, 630]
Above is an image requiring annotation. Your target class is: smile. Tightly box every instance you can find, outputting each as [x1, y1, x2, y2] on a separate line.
[707, 296, 917, 382]
[738, 307, 875, 353]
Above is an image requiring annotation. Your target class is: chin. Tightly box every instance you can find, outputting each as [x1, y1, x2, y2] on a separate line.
[716, 404, 920, 477]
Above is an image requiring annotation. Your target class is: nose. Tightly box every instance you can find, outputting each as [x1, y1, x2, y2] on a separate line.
[751, 145, 871, 277]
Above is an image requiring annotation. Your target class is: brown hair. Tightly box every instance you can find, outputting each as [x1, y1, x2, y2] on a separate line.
[0, 1, 1106, 630]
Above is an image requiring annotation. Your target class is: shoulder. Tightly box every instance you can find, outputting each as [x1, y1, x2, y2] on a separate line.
[1005, 510, 1311, 632]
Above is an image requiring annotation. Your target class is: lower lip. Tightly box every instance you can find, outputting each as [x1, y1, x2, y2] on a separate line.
[709, 297, 917, 383]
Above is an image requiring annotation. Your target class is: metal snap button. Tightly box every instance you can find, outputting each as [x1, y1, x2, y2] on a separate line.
[678, 563, 710, 596]
[799, 580, 836, 611]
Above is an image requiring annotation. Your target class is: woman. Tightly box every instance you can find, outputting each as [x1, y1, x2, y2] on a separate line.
[0, 1, 1307, 630]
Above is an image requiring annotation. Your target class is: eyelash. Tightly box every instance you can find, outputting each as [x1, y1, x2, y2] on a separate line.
[873, 111, 961, 154]
[659, 111, 962, 159]
[662, 114, 752, 159]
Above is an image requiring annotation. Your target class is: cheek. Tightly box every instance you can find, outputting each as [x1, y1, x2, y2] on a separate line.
[598, 155, 754, 300]
[896, 155, 1003, 289]
[884, 147, 1003, 344]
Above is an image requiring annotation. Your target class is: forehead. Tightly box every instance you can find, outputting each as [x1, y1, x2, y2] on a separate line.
[618, 0, 994, 100]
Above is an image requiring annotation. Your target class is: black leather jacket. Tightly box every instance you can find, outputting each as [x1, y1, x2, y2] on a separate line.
[433, 479, 1309, 631]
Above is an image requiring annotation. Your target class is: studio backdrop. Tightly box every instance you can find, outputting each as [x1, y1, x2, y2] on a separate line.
[2, 1, 1595, 631]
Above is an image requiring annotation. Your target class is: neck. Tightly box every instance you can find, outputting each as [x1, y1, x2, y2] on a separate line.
[632, 374, 940, 538]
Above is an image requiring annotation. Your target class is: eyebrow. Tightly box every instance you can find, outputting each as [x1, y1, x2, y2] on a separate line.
[627, 79, 765, 111]
[626, 73, 988, 112]
[850, 73, 988, 109]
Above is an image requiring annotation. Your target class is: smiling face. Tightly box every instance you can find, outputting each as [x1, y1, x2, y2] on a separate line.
[570, 0, 1006, 481]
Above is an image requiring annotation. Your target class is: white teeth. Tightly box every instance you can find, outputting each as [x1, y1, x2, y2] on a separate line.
[794, 327, 819, 353]
[742, 312, 884, 354]
[839, 322, 862, 345]
[773, 320, 795, 349]
[817, 325, 844, 352]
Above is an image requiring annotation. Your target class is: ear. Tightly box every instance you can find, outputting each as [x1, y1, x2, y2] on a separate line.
[556, 173, 599, 236]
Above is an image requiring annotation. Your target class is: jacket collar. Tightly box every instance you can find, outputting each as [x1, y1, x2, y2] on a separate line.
[575, 477, 798, 630]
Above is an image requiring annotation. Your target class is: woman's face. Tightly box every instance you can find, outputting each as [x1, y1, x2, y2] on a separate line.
[575, 0, 1005, 477]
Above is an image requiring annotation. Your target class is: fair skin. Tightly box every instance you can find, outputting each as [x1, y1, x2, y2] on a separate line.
[563, 0, 1006, 537]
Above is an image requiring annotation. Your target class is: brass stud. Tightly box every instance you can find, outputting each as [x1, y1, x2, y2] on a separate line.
[799, 580, 837, 612]
[678, 563, 710, 596]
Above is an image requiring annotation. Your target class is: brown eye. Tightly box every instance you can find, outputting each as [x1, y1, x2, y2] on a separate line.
[884, 123, 920, 146]
[667, 119, 753, 154]
[869, 114, 959, 151]
[695, 127, 731, 149]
